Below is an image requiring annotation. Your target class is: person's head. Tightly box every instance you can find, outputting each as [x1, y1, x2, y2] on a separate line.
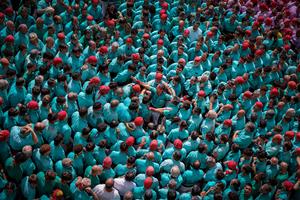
[215, 169, 225, 180]
[91, 165, 102, 176]
[143, 189, 153, 200]
[105, 178, 114, 191]
[39, 144, 51, 156]
[123, 191, 133, 200]
[60, 171, 72, 185]
[207, 157, 216, 168]
[45, 170, 56, 181]
[167, 189, 177, 200]
[14, 152, 27, 165]
[79, 107, 88, 118]
[125, 171, 135, 182]
[260, 184, 272, 194]
[172, 151, 182, 161]
[28, 174, 37, 187]
[73, 144, 83, 156]
[170, 166, 180, 178]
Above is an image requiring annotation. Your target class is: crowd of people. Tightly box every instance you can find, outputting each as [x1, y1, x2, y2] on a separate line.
[0, 0, 299, 199]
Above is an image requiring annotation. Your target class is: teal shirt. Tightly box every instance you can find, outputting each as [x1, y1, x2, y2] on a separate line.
[5, 157, 23, 182]
[9, 126, 35, 151]
[49, 141, 66, 163]
[33, 149, 53, 172]
[182, 168, 204, 186]
[150, 87, 172, 108]
[21, 176, 36, 200]
[68, 152, 84, 175]
[36, 171, 60, 196]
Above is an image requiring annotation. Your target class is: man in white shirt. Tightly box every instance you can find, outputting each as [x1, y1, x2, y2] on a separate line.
[114, 171, 136, 197]
[188, 22, 202, 43]
[93, 178, 121, 200]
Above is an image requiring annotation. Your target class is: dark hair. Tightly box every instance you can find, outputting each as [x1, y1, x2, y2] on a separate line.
[167, 189, 177, 200]
[54, 134, 64, 146]
[97, 122, 108, 132]
[143, 190, 153, 200]
[125, 171, 135, 182]
[14, 152, 27, 164]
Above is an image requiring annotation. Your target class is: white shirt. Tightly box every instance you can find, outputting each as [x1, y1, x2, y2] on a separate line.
[114, 177, 136, 196]
[93, 184, 120, 200]
[188, 27, 202, 43]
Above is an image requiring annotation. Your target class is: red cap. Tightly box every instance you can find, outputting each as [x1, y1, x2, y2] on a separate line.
[224, 119, 232, 127]
[132, 84, 141, 93]
[295, 148, 300, 155]
[296, 132, 300, 140]
[149, 140, 158, 151]
[4, 7, 13, 14]
[27, 101, 39, 110]
[227, 161, 237, 170]
[58, 111, 67, 121]
[245, 30, 252, 36]
[235, 76, 244, 84]
[283, 181, 294, 191]
[271, 1, 277, 8]
[259, 3, 268, 11]
[0, 12, 4, 18]
[103, 157, 112, 168]
[160, 14, 168, 20]
[255, 101, 263, 109]
[242, 41, 250, 49]
[99, 85, 110, 95]
[87, 15, 94, 21]
[184, 29, 190, 36]
[143, 33, 150, 39]
[57, 33, 65, 39]
[255, 49, 263, 56]
[89, 77, 100, 85]
[265, 17, 272, 25]
[284, 35, 291, 41]
[53, 57, 63, 65]
[253, 21, 260, 27]
[157, 39, 164, 45]
[131, 53, 140, 60]
[161, 2, 168, 9]
[126, 136, 135, 146]
[92, 0, 99, 3]
[178, 58, 186, 65]
[285, 131, 295, 139]
[88, 56, 97, 63]
[273, 134, 283, 142]
[134, 117, 144, 126]
[155, 73, 163, 80]
[0, 58, 9, 66]
[284, 44, 290, 51]
[257, 16, 264, 23]
[270, 88, 279, 96]
[4, 35, 14, 42]
[144, 177, 153, 189]
[194, 56, 201, 62]
[198, 90, 206, 97]
[288, 81, 297, 89]
[0, 97, 3, 106]
[99, 46, 108, 54]
[146, 166, 155, 176]
[207, 31, 213, 38]
[159, 9, 166, 15]
[174, 139, 182, 149]
[126, 38, 133, 44]
[243, 91, 252, 98]
[0, 130, 10, 141]
[106, 19, 115, 27]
